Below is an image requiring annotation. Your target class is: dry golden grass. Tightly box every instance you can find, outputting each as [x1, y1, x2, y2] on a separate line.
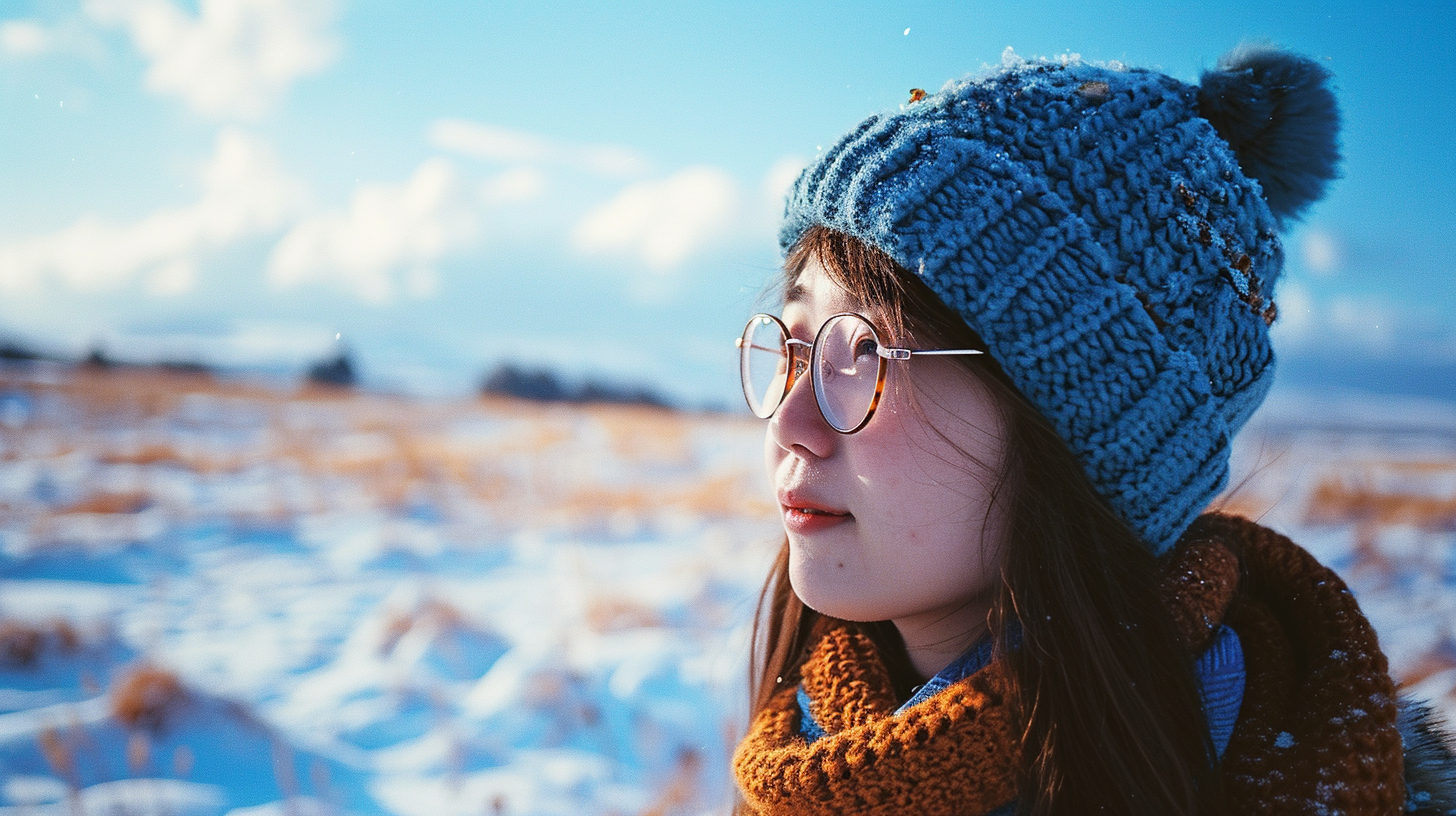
[585, 596, 663, 633]
[37, 726, 76, 784]
[0, 364, 780, 542]
[54, 619, 82, 651]
[0, 618, 82, 667]
[378, 598, 472, 656]
[593, 402, 692, 463]
[126, 730, 152, 775]
[1305, 476, 1456, 530]
[98, 443, 184, 467]
[0, 621, 46, 667]
[56, 491, 152, 515]
[1399, 649, 1456, 689]
[19, 365, 254, 417]
[110, 663, 188, 733]
[1210, 491, 1279, 524]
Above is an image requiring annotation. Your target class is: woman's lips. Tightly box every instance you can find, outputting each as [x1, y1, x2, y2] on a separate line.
[778, 491, 851, 534]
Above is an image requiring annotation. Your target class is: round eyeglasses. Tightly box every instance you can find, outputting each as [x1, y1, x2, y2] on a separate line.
[736, 312, 985, 434]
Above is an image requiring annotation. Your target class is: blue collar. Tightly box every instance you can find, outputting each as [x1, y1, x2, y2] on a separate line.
[897, 633, 997, 712]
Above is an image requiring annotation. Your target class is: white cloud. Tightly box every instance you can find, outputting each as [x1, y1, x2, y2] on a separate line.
[266, 158, 477, 305]
[430, 120, 549, 164]
[145, 258, 198, 296]
[571, 166, 740, 275]
[428, 119, 650, 179]
[481, 167, 546, 204]
[0, 129, 305, 295]
[0, 17, 107, 61]
[84, 0, 339, 119]
[1300, 228, 1341, 277]
[749, 155, 808, 234]
[762, 155, 806, 205]
[0, 20, 52, 57]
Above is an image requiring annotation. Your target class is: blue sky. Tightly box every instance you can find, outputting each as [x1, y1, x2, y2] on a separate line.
[2, 0, 1453, 406]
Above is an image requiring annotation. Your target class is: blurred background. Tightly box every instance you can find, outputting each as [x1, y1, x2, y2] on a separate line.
[2, 0, 1453, 405]
[1, 2, 1454, 815]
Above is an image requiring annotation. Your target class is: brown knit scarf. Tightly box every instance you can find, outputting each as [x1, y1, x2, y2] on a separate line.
[733, 513, 1405, 815]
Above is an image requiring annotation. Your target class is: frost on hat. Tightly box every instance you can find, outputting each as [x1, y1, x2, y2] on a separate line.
[781, 45, 1340, 552]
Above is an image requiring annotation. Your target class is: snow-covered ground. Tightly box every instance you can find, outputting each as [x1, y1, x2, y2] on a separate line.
[1, 365, 1454, 816]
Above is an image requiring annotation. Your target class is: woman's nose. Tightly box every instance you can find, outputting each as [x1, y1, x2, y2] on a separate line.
[768, 366, 837, 460]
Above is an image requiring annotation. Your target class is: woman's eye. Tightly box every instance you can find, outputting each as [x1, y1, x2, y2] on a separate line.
[853, 336, 878, 359]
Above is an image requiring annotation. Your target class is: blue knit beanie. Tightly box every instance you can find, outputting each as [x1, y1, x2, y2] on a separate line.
[781, 45, 1340, 553]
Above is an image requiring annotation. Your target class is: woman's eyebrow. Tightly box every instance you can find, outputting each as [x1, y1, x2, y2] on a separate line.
[782, 281, 810, 305]
[783, 279, 867, 313]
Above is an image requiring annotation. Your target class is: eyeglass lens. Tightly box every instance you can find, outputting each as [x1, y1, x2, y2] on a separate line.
[811, 315, 882, 432]
[739, 314, 884, 433]
[741, 315, 792, 419]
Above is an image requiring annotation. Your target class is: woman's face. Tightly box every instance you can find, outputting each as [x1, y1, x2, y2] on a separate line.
[766, 258, 1012, 657]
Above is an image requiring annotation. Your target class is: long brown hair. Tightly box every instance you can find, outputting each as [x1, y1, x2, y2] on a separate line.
[744, 226, 1223, 814]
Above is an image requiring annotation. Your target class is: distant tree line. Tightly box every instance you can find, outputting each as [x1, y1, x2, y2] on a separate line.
[305, 351, 356, 387]
[1, 335, 220, 376]
[1, 329, 674, 407]
[0, 338, 48, 362]
[0, 331, 357, 388]
[480, 363, 671, 408]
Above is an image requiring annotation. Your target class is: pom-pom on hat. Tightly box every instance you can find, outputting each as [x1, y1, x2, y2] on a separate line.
[781, 46, 1340, 553]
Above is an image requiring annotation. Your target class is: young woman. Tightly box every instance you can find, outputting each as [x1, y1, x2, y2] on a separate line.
[730, 46, 1456, 815]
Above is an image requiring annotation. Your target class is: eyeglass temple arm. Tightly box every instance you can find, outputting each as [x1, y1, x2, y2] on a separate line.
[877, 347, 985, 361]
[733, 338, 811, 354]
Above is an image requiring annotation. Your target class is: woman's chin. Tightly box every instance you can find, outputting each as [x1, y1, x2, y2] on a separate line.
[787, 559, 884, 622]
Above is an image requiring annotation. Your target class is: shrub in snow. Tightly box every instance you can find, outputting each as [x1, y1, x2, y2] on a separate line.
[111, 664, 189, 734]
[0, 618, 82, 668]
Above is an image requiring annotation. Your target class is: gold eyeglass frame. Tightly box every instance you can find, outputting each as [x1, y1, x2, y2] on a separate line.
[736, 312, 985, 434]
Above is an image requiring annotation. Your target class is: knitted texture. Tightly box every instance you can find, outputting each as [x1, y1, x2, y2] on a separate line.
[780, 49, 1340, 553]
[733, 514, 1404, 815]
[1190, 514, 1405, 814]
[735, 626, 1020, 816]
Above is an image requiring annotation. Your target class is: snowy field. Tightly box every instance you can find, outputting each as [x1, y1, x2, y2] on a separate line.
[1, 363, 1455, 816]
